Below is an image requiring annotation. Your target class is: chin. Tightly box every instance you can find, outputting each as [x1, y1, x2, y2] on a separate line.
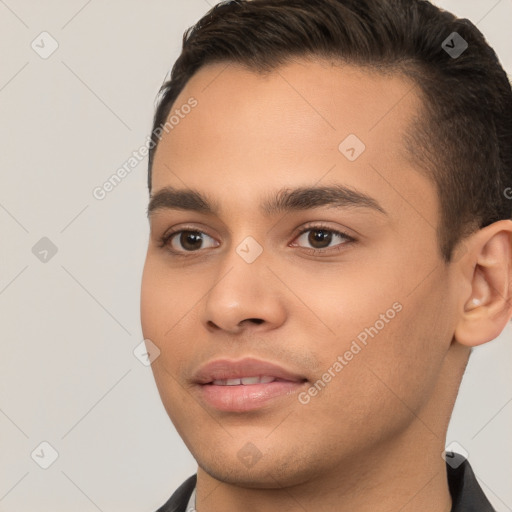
[195, 445, 323, 489]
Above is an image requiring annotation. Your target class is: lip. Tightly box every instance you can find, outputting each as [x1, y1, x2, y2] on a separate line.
[192, 357, 308, 412]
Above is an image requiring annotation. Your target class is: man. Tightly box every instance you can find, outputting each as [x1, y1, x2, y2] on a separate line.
[140, 0, 512, 510]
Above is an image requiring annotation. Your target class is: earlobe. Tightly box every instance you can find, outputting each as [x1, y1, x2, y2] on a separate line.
[454, 220, 512, 347]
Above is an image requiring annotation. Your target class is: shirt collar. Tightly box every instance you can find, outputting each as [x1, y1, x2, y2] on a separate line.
[185, 486, 196, 512]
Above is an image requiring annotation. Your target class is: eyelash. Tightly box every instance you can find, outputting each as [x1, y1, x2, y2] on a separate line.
[157, 223, 356, 257]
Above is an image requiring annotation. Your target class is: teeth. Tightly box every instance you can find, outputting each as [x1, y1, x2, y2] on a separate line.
[212, 376, 277, 386]
[240, 376, 260, 385]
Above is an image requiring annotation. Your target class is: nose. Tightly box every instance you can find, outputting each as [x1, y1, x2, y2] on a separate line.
[201, 245, 287, 335]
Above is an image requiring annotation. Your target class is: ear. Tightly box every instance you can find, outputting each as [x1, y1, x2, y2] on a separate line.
[454, 219, 512, 347]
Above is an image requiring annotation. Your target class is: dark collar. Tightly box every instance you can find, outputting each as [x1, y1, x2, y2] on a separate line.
[447, 452, 496, 511]
[155, 474, 196, 512]
[155, 454, 495, 512]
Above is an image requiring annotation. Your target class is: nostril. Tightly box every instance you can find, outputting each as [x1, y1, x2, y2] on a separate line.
[248, 318, 264, 325]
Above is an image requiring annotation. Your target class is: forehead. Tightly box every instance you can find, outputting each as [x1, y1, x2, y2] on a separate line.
[151, 58, 437, 225]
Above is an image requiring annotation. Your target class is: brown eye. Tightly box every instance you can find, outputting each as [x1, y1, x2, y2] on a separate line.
[306, 229, 333, 249]
[161, 229, 219, 254]
[176, 231, 205, 251]
[293, 226, 354, 253]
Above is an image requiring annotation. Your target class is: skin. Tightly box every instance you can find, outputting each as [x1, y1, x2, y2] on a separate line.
[140, 58, 512, 512]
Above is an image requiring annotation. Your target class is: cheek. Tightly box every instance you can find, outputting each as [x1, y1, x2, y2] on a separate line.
[141, 258, 186, 394]
[280, 261, 402, 343]
[294, 263, 453, 416]
[140, 255, 206, 379]
[141, 267, 193, 426]
[140, 254, 191, 340]
[352, 279, 454, 412]
[140, 271, 165, 343]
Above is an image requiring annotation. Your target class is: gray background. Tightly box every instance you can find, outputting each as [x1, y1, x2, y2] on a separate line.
[0, 0, 510, 510]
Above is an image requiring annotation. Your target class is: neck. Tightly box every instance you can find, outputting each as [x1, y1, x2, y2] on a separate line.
[195, 425, 452, 512]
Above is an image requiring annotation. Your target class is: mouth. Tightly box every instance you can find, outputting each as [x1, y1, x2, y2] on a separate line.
[211, 376, 288, 386]
[193, 358, 308, 412]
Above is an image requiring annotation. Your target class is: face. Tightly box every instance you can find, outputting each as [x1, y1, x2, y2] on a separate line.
[141, 58, 461, 487]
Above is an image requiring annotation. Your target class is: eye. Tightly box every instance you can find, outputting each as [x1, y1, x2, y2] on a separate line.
[291, 224, 355, 253]
[159, 229, 219, 254]
[157, 223, 355, 257]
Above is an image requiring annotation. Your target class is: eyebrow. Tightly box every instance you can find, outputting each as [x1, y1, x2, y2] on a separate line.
[146, 184, 387, 218]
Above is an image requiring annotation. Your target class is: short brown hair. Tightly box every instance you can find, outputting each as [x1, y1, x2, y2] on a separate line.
[148, 0, 512, 262]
